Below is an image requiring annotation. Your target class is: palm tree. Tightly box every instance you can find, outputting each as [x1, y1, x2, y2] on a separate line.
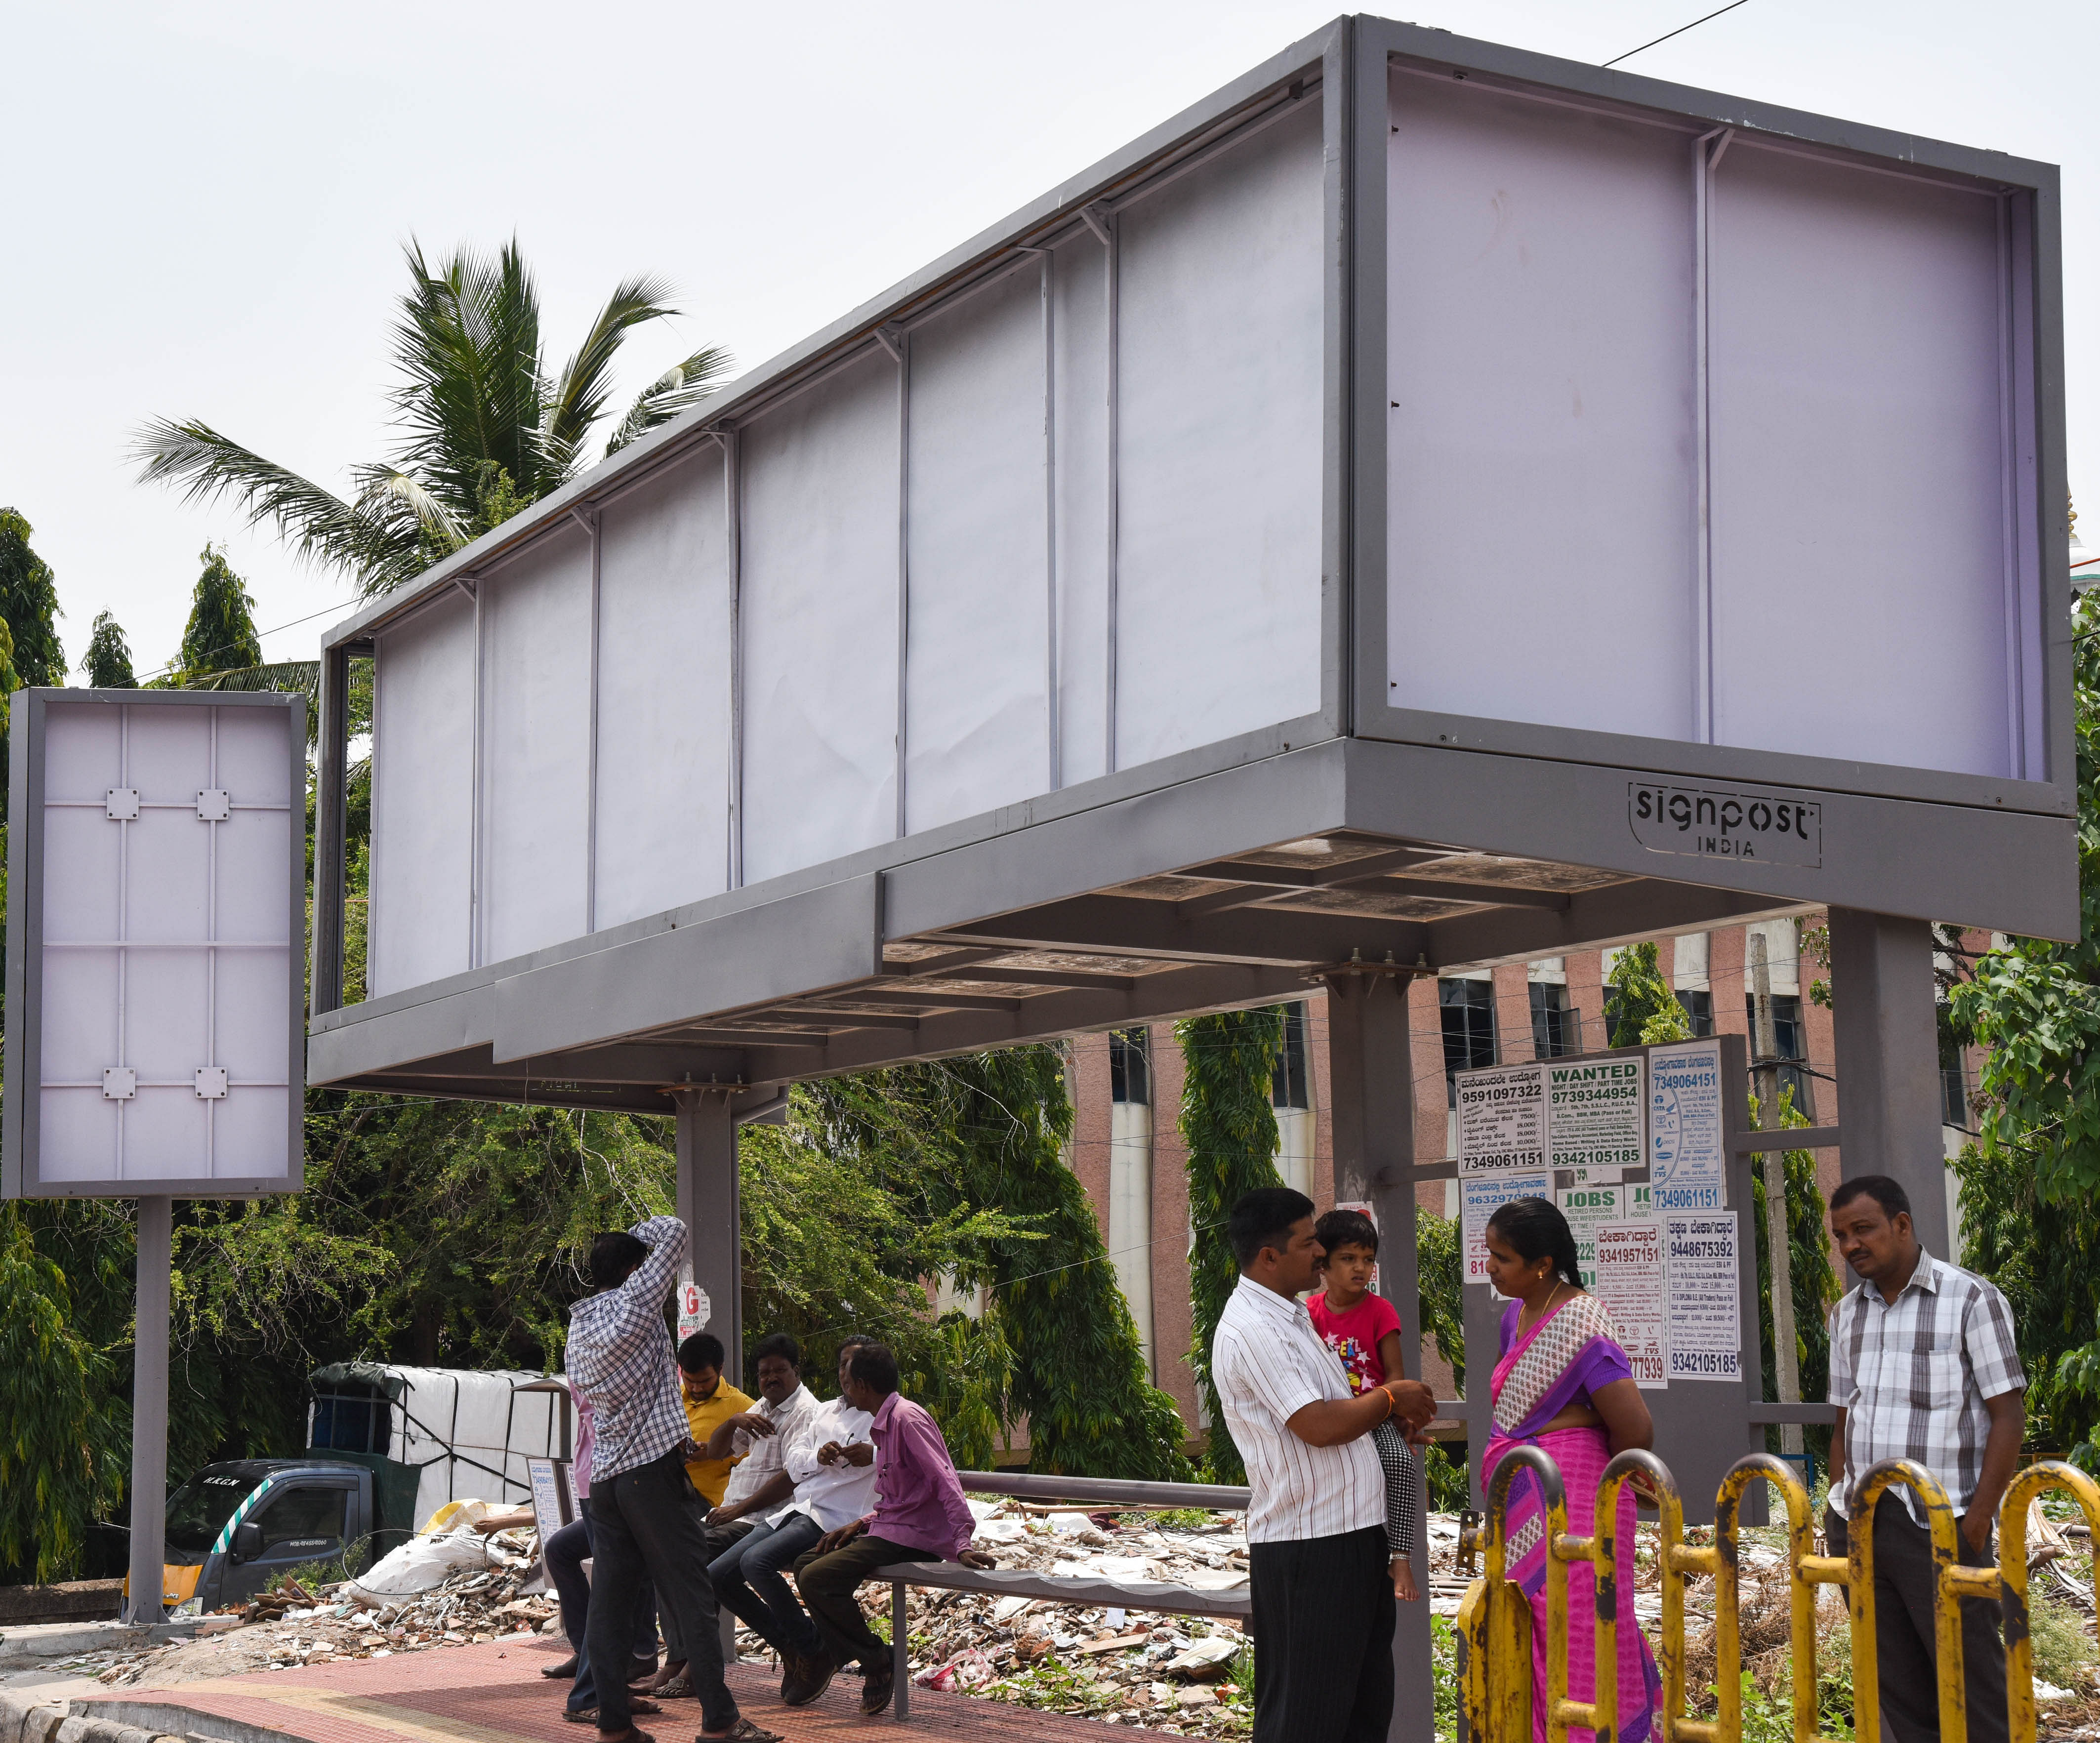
[132, 239, 731, 607]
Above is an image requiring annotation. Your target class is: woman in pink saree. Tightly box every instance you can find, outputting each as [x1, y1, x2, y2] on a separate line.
[1480, 1197, 1661, 1743]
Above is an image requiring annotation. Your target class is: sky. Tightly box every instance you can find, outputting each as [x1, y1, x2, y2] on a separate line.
[2, 0, 2094, 678]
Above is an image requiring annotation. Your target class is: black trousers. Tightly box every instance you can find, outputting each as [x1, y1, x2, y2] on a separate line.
[792, 1533, 939, 1669]
[1826, 1499, 2009, 1743]
[1248, 1525, 1394, 1743]
[586, 1449, 737, 1734]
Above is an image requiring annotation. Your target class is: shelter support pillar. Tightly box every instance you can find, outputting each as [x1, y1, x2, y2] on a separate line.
[674, 1092, 743, 1389]
[1325, 973, 1432, 1743]
[1827, 909, 1949, 1255]
[124, 1196, 172, 1625]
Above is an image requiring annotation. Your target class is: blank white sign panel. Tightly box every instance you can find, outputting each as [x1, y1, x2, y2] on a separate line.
[906, 264, 1050, 836]
[1386, 72, 1699, 740]
[1707, 143, 2022, 777]
[370, 588, 474, 997]
[31, 699, 298, 1191]
[594, 448, 732, 930]
[480, 525, 592, 965]
[740, 348, 902, 887]
[1115, 97, 1325, 770]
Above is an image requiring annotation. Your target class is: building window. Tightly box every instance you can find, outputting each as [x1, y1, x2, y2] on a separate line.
[1528, 983, 1582, 1057]
[1676, 989, 1714, 1037]
[1745, 992, 1812, 1119]
[1272, 1003, 1311, 1109]
[1441, 978, 1497, 1105]
[1110, 1028, 1150, 1106]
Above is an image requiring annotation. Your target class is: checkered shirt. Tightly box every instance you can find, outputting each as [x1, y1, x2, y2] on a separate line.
[565, 1216, 690, 1483]
[1826, 1249, 2024, 1525]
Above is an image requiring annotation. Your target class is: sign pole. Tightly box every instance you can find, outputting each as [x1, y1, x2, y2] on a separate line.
[1749, 935, 1803, 1459]
[124, 1195, 172, 1625]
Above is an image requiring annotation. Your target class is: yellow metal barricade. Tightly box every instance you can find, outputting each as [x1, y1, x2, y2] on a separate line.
[1457, 1450, 2100, 1743]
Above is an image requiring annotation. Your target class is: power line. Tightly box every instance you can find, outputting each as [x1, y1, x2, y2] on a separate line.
[1603, 0, 1751, 69]
[131, 597, 355, 686]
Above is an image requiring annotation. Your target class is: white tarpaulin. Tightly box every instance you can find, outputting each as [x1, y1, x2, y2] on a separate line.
[310, 1366, 568, 1531]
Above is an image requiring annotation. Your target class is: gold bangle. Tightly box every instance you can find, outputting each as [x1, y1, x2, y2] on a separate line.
[1379, 1389, 1395, 1424]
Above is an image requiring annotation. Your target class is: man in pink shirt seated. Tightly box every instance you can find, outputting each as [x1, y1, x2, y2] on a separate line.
[790, 1342, 995, 1715]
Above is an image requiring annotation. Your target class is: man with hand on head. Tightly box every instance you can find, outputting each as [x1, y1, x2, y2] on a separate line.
[1213, 1187, 1436, 1743]
[1825, 1175, 2024, 1743]
[565, 1219, 777, 1743]
[712, 1336, 879, 1707]
[790, 1342, 996, 1716]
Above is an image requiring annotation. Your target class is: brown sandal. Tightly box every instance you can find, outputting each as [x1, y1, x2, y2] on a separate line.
[702, 1722, 783, 1743]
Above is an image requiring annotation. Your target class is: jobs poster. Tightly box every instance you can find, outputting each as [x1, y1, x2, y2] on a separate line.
[1454, 1063, 1547, 1174]
[1649, 1040, 1727, 1212]
[1546, 1056, 1647, 1178]
[1555, 1181, 1654, 1292]
[1665, 1213, 1742, 1381]
[1592, 1221, 1668, 1388]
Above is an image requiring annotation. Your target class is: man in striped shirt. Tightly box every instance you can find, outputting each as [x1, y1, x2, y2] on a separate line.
[1213, 1188, 1436, 1743]
[1824, 1175, 2024, 1743]
[568, 1217, 768, 1743]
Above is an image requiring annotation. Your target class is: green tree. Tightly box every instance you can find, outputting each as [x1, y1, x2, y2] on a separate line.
[0, 510, 65, 825]
[173, 547, 262, 683]
[0, 508, 67, 688]
[0, 1209, 119, 1582]
[1604, 941, 1688, 1047]
[810, 1051, 1191, 1479]
[1177, 1007, 1287, 1483]
[1951, 585, 2100, 1462]
[132, 240, 732, 601]
[81, 610, 137, 687]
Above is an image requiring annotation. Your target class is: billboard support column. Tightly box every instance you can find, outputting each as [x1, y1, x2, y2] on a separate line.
[124, 1195, 171, 1625]
[674, 1090, 743, 1390]
[1827, 909, 1949, 1254]
[1325, 972, 1431, 1743]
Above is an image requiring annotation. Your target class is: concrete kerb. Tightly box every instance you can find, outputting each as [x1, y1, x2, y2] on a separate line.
[0, 1691, 305, 1743]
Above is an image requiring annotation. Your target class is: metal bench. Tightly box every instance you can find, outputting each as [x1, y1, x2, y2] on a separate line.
[872, 1471, 1254, 1722]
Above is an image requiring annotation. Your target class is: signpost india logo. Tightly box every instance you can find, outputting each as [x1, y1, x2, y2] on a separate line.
[1627, 782, 1822, 868]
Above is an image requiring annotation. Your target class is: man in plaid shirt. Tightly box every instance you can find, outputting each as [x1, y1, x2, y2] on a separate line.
[568, 1216, 775, 1743]
[1824, 1176, 2024, 1743]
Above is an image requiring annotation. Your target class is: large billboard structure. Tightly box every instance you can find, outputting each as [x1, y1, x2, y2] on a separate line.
[307, 19, 2066, 1733]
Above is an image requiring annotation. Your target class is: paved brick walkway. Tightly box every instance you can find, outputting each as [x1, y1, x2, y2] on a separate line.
[107, 1635, 1167, 1743]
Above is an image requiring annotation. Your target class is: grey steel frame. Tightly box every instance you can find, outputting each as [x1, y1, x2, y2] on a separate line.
[309, 16, 2073, 1051]
[3, 688, 309, 1199]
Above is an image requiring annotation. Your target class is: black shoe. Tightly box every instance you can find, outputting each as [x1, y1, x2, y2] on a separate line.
[541, 1656, 579, 1679]
[781, 1649, 836, 1707]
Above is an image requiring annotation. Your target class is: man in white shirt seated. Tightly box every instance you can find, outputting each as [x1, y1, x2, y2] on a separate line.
[707, 1335, 879, 1706]
[694, 1332, 820, 1556]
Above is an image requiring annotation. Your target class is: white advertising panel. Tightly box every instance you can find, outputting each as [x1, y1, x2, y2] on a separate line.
[4, 692, 306, 1197]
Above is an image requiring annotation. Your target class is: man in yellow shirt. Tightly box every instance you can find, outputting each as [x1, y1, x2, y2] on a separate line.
[678, 1334, 753, 1505]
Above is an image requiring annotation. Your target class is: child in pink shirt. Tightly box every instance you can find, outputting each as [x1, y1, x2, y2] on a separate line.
[1308, 1208, 1421, 1602]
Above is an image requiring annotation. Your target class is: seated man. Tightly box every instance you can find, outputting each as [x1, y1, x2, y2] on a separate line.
[697, 1331, 819, 1564]
[711, 1336, 878, 1704]
[790, 1342, 995, 1716]
[680, 1333, 756, 1509]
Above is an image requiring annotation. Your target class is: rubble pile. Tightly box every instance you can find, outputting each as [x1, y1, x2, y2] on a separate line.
[95, 1560, 561, 1690]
